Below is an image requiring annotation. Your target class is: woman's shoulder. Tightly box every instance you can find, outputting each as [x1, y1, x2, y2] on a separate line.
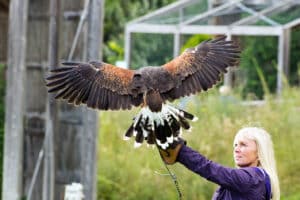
[236, 167, 266, 183]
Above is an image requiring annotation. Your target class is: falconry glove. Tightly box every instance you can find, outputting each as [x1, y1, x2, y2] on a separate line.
[158, 138, 186, 165]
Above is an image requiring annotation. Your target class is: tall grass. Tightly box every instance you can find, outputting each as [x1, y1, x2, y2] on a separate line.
[97, 87, 300, 200]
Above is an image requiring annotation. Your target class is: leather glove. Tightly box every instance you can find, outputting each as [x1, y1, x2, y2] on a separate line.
[158, 138, 186, 165]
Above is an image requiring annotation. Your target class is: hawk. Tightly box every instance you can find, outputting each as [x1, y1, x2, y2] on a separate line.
[46, 36, 240, 149]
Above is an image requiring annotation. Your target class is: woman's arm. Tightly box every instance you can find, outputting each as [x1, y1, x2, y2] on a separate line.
[177, 145, 263, 193]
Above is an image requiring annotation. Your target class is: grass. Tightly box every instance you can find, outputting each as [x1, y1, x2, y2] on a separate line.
[97, 87, 300, 200]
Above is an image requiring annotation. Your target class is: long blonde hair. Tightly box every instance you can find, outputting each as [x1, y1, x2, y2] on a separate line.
[234, 127, 280, 200]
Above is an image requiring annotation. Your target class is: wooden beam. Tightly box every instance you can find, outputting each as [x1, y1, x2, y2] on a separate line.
[2, 0, 29, 199]
[283, 29, 291, 79]
[127, 23, 177, 34]
[224, 34, 233, 87]
[124, 28, 131, 67]
[127, 23, 283, 36]
[43, 0, 61, 199]
[173, 32, 181, 57]
[277, 32, 284, 95]
[81, 0, 104, 199]
[276, 28, 291, 96]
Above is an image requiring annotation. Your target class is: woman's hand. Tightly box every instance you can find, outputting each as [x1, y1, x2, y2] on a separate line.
[158, 138, 186, 165]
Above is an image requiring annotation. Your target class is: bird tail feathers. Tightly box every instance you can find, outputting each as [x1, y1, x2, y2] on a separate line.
[123, 104, 197, 149]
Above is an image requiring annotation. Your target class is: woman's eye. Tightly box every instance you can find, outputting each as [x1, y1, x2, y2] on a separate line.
[241, 142, 247, 147]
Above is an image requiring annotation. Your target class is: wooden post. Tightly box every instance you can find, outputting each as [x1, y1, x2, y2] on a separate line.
[43, 0, 61, 199]
[124, 28, 131, 67]
[51, 0, 104, 199]
[283, 28, 290, 80]
[80, 1, 104, 199]
[2, 0, 29, 199]
[22, 0, 52, 199]
[276, 28, 290, 96]
[173, 32, 181, 57]
[224, 34, 233, 87]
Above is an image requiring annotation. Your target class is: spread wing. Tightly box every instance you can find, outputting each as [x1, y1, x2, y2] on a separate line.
[161, 35, 240, 101]
[46, 61, 143, 110]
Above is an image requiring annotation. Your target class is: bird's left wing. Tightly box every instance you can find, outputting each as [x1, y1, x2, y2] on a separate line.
[46, 61, 143, 110]
[161, 35, 240, 101]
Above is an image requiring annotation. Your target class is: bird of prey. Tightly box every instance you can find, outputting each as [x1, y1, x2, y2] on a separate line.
[46, 36, 240, 149]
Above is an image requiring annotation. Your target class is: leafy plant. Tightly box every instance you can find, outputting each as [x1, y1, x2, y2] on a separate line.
[103, 0, 176, 67]
[180, 34, 211, 53]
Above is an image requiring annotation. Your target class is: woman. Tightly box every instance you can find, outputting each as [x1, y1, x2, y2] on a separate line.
[159, 127, 280, 200]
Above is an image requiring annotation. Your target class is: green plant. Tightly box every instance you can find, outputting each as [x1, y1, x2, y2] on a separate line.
[103, 0, 176, 67]
[180, 34, 211, 53]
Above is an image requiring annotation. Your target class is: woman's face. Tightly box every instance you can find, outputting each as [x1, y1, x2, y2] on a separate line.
[233, 137, 259, 167]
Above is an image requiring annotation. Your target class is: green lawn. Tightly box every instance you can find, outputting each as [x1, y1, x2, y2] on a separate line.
[97, 87, 300, 200]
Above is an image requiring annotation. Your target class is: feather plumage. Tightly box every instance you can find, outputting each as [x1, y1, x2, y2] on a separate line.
[46, 35, 240, 148]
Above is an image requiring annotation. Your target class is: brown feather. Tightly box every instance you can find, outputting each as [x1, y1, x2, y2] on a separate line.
[46, 61, 143, 110]
[161, 35, 240, 100]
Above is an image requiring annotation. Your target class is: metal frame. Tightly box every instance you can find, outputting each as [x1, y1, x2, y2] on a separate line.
[125, 0, 300, 95]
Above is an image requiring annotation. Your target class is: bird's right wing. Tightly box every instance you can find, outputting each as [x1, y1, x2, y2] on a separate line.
[46, 61, 143, 110]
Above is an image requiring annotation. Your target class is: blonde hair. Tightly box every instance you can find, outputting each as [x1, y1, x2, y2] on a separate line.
[234, 127, 280, 200]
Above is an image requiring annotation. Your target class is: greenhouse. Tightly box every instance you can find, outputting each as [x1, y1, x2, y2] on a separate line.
[125, 0, 300, 95]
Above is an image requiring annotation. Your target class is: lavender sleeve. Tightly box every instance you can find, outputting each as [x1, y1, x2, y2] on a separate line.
[177, 145, 263, 193]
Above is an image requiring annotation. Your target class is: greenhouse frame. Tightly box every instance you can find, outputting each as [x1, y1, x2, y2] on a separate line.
[125, 0, 300, 95]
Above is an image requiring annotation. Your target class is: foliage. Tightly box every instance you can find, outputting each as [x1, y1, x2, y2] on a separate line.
[97, 87, 300, 199]
[0, 64, 5, 198]
[180, 34, 211, 53]
[103, 0, 176, 67]
[130, 33, 174, 69]
[239, 27, 300, 99]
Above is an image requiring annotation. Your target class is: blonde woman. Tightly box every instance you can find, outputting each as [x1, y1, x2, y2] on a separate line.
[159, 127, 280, 200]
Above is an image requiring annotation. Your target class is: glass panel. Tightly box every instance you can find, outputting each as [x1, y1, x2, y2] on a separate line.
[140, 1, 300, 26]
[190, 5, 254, 26]
[267, 4, 300, 24]
[250, 3, 300, 25]
[142, 0, 208, 24]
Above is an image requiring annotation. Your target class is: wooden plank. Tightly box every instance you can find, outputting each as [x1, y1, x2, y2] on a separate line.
[22, 0, 50, 199]
[127, 23, 283, 36]
[80, 0, 104, 199]
[2, 0, 29, 199]
[43, 0, 60, 199]
[52, 0, 101, 199]
[276, 28, 291, 96]
[124, 28, 132, 67]
[0, 12, 8, 62]
[53, 0, 85, 197]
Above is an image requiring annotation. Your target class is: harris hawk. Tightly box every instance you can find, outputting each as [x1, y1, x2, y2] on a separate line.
[46, 35, 240, 149]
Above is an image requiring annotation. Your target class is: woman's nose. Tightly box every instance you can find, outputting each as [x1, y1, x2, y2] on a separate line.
[234, 145, 240, 152]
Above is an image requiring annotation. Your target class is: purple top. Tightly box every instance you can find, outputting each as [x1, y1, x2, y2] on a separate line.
[177, 145, 269, 200]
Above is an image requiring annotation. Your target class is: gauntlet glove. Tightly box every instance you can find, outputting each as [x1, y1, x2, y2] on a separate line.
[158, 138, 186, 165]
